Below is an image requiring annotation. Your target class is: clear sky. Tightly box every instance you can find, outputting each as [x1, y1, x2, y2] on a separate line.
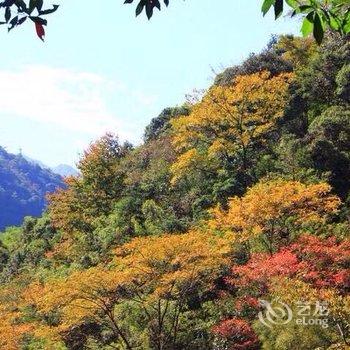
[0, 0, 298, 168]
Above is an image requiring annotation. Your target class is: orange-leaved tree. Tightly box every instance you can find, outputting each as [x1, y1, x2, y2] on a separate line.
[171, 71, 293, 185]
[20, 231, 231, 349]
[0, 278, 35, 350]
[209, 179, 340, 254]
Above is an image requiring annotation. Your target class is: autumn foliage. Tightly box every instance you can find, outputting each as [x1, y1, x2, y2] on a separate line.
[171, 71, 293, 184]
[229, 235, 350, 294]
[212, 318, 260, 350]
[0, 35, 349, 349]
[17, 231, 231, 349]
[210, 180, 340, 252]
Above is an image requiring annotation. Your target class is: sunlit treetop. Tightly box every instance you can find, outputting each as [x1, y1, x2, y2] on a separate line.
[170, 71, 293, 185]
[209, 179, 341, 250]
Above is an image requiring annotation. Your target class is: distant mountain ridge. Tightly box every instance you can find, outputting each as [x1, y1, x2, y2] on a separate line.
[23, 155, 79, 177]
[52, 164, 79, 177]
[0, 147, 65, 230]
[23, 155, 47, 169]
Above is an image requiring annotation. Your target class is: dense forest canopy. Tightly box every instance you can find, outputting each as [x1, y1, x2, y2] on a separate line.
[0, 0, 349, 42]
[0, 33, 349, 350]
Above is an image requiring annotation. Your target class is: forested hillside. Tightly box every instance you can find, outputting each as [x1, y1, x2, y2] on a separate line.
[0, 34, 349, 350]
[0, 147, 64, 230]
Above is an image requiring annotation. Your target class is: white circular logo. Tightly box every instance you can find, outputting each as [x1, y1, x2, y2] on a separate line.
[258, 299, 293, 328]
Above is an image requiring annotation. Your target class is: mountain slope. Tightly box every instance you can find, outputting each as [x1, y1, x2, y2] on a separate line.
[0, 147, 64, 230]
[23, 154, 48, 169]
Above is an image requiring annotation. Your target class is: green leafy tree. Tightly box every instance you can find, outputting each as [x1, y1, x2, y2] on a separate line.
[308, 106, 350, 199]
[262, 0, 350, 43]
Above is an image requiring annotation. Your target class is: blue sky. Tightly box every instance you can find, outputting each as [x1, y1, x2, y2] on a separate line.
[0, 0, 298, 167]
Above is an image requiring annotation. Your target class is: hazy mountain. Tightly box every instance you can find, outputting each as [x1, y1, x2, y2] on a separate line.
[23, 155, 79, 178]
[0, 147, 64, 230]
[52, 164, 79, 177]
[23, 155, 48, 169]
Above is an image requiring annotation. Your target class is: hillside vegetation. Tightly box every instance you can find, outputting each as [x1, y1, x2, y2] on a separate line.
[0, 34, 349, 350]
[0, 147, 64, 230]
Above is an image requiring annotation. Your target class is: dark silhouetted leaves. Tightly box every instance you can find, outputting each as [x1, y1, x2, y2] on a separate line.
[125, 0, 169, 19]
[0, 0, 349, 43]
[0, 0, 57, 40]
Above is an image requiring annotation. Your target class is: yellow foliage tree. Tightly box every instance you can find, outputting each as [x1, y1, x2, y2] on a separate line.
[210, 180, 340, 253]
[171, 71, 293, 184]
[20, 231, 231, 349]
[275, 35, 317, 68]
[0, 279, 35, 350]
